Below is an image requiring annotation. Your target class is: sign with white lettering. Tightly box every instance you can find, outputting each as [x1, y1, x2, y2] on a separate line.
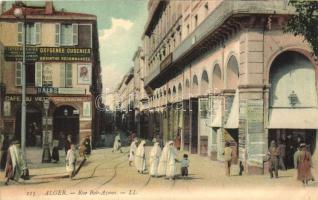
[37, 87, 59, 94]
[4, 46, 92, 62]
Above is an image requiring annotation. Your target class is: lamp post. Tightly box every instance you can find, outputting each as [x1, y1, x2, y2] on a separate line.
[42, 99, 51, 162]
[13, 6, 27, 159]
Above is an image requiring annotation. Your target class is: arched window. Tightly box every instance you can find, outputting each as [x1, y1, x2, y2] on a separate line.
[226, 56, 239, 89]
[212, 64, 223, 91]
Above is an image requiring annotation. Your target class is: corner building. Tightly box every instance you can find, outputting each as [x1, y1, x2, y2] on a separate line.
[0, 2, 102, 148]
[141, 0, 318, 174]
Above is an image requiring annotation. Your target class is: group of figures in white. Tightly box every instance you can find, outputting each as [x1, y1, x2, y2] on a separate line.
[129, 139, 183, 180]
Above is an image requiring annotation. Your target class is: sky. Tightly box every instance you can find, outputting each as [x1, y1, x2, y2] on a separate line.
[4, 0, 148, 92]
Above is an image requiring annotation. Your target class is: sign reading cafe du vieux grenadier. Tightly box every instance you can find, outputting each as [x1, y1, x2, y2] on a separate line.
[4, 46, 92, 62]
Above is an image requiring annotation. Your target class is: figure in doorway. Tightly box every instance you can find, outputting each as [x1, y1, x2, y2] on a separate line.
[267, 140, 280, 178]
[223, 142, 233, 177]
[285, 134, 295, 169]
[278, 139, 286, 170]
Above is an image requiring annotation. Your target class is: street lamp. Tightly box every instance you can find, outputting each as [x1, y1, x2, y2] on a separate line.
[42, 99, 51, 163]
[13, 5, 27, 161]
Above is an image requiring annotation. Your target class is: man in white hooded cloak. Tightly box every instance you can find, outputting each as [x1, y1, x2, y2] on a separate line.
[149, 142, 161, 177]
[166, 141, 178, 180]
[112, 133, 122, 153]
[157, 141, 171, 177]
[129, 137, 138, 166]
[135, 140, 146, 173]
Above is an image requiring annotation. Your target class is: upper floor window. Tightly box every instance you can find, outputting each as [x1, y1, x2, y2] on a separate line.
[204, 3, 209, 16]
[194, 15, 198, 28]
[55, 23, 78, 46]
[17, 22, 41, 45]
[60, 63, 73, 87]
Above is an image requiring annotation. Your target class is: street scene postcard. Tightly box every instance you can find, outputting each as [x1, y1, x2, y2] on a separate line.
[0, 0, 318, 200]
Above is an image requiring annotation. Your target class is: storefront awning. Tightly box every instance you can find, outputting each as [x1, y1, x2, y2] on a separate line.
[268, 108, 318, 129]
[224, 89, 239, 129]
[211, 100, 222, 127]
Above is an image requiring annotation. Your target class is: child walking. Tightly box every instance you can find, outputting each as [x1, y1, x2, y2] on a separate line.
[181, 154, 189, 179]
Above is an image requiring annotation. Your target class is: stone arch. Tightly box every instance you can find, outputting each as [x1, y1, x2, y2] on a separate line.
[266, 46, 318, 85]
[226, 55, 239, 89]
[212, 63, 223, 92]
[173, 86, 177, 96]
[201, 70, 209, 95]
[192, 74, 199, 96]
[269, 51, 317, 107]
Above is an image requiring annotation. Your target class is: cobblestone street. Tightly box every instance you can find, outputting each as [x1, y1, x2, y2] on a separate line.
[0, 147, 317, 200]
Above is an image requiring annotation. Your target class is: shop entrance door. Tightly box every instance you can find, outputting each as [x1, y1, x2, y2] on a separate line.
[53, 106, 79, 145]
[268, 129, 316, 169]
[15, 106, 42, 147]
[191, 98, 198, 154]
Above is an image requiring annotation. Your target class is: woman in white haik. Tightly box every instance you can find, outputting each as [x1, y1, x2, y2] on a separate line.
[135, 140, 146, 174]
[149, 142, 162, 177]
[166, 141, 178, 180]
[157, 141, 171, 177]
[129, 137, 138, 166]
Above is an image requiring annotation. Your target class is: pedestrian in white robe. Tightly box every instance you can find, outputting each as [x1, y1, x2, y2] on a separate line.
[66, 144, 77, 179]
[166, 141, 178, 180]
[129, 137, 138, 166]
[149, 142, 162, 177]
[157, 141, 171, 177]
[112, 133, 122, 153]
[135, 140, 146, 173]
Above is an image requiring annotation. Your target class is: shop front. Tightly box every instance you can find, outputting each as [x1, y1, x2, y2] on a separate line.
[2, 94, 92, 148]
[267, 51, 318, 170]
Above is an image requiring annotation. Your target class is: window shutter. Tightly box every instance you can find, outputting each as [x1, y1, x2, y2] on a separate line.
[55, 23, 60, 46]
[65, 63, 72, 87]
[72, 23, 78, 45]
[35, 23, 41, 45]
[35, 62, 42, 87]
[60, 63, 65, 87]
[17, 22, 23, 45]
[16, 62, 22, 86]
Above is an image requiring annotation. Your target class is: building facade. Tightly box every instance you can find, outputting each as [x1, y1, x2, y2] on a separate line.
[114, 68, 135, 133]
[0, 2, 102, 148]
[139, 0, 318, 174]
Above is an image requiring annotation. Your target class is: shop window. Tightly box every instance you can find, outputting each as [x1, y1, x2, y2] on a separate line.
[55, 23, 78, 46]
[60, 63, 73, 87]
[17, 22, 41, 45]
[42, 63, 53, 86]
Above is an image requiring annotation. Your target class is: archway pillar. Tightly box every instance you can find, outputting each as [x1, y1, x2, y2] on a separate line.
[238, 85, 266, 175]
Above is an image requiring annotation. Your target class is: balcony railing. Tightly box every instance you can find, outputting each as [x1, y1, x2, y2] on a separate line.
[144, 0, 293, 87]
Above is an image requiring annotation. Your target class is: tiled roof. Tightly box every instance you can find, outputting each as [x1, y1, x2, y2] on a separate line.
[1, 5, 96, 18]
